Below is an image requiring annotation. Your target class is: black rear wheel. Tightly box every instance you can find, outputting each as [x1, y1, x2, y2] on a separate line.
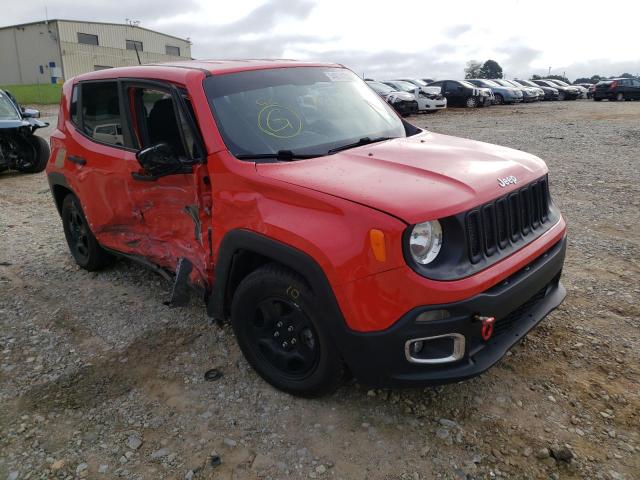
[61, 194, 114, 271]
[15, 135, 49, 173]
[231, 264, 345, 397]
[466, 96, 479, 108]
[493, 94, 504, 105]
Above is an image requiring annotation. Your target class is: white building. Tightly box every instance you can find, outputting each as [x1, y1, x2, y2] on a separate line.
[0, 19, 192, 85]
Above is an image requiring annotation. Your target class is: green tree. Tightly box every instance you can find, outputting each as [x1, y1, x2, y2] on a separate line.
[618, 73, 634, 78]
[573, 77, 593, 84]
[531, 74, 542, 80]
[464, 60, 482, 79]
[479, 60, 503, 79]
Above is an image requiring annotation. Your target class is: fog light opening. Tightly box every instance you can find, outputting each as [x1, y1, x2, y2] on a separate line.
[404, 333, 466, 365]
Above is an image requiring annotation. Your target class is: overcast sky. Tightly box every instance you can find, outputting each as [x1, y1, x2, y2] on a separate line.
[3, 0, 639, 81]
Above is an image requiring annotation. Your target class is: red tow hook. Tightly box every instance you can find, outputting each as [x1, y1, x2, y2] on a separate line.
[475, 315, 496, 341]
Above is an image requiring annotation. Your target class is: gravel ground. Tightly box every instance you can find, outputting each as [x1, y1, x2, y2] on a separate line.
[1, 100, 639, 480]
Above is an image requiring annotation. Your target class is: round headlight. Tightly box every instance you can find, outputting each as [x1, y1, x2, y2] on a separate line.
[409, 220, 443, 265]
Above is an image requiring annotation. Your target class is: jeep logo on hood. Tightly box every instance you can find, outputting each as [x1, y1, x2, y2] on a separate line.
[498, 175, 518, 187]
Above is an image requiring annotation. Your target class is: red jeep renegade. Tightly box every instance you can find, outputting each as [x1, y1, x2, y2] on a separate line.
[47, 60, 567, 397]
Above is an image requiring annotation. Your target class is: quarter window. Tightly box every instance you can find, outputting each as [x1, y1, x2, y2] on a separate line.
[165, 45, 180, 56]
[126, 40, 143, 52]
[80, 82, 124, 147]
[77, 33, 99, 45]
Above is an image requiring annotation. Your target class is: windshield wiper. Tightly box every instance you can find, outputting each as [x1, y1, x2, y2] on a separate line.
[327, 136, 397, 155]
[235, 150, 324, 162]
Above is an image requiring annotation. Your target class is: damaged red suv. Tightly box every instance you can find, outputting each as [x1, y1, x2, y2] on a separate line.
[47, 60, 566, 396]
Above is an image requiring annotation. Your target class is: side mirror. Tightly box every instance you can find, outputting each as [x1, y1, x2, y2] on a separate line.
[21, 108, 41, 118]
[135, 143, 187, 178]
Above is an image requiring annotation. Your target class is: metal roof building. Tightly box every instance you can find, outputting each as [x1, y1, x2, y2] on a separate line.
[0, 19, 192, 85]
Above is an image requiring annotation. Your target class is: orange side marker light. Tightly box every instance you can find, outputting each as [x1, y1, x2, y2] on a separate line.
[369, 229, 387, 262]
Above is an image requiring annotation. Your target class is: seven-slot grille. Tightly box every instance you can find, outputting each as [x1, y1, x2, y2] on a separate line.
[466, 176, 551, 263]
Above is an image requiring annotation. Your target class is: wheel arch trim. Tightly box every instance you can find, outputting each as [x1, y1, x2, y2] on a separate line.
[47, 172, 75, 214]
[207, 229, 347, 328]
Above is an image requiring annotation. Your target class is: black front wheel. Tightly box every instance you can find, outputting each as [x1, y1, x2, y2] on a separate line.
[231, 264, 346, 397]
[61, 194, 114, 271]
[15, 135, 50, 173]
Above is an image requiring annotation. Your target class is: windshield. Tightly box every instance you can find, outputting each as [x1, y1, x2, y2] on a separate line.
[517, 79, 535, 87]
[0, 92, 21, 120]
[367, 81, 395, 94]
[204, 67, 405, 159]
[494, 79, 513, 88]
[459, 80, 478, 89]
[480, 79, 501, 87]
[410, 79, 427, 86]
[551, 79, 569, 86]
[388, 81, 416, 92]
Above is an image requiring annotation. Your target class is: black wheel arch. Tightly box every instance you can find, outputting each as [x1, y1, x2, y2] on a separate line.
[47, 172, 75, 214]
[208, 230, 347, 330]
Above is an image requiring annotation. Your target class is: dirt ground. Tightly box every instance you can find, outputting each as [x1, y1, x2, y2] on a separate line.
[1, 100, 639, 480]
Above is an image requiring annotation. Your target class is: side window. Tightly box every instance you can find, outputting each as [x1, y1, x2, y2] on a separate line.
[633, 79, 640, 87]
[126, 86, 201, 160]
[70, 85, 78, 125]
[81, 82, 125, 147]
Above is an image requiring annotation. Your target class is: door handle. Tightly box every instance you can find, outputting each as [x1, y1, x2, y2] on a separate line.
[68, 155, 86, 166]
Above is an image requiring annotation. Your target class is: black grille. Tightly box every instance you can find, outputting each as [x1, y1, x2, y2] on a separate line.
[493, 286, 548, 337]
[466, 177, 551, 263]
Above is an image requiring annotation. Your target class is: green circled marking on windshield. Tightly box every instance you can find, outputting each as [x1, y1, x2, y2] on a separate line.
[257, 101, 303, 139]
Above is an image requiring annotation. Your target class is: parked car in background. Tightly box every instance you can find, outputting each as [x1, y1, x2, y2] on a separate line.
[492, 79, 539, 102]
[383, 80, 447, 113]
[531, 80, 580, 100]
[421, 78, 434, 84]
[0, 89, 50, 174]
[574, 83, 594, 98]
[593, 78, 640, 101]
[587, 84, 596, 99]
[466, 79, 522, 105]
[366, 81, 419, 116]
[427, 80, 492, 107]
[515, 79, 559, 101]
[508, 79, 545, 101]
[544, 79, 588, 99]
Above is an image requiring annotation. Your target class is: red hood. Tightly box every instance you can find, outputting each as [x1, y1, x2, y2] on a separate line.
[256, 131, 548, 224]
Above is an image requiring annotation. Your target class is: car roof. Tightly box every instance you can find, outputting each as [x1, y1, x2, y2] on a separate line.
[71, 59, 345, 83]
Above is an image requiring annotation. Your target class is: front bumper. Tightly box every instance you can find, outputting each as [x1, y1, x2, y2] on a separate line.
[337, 236, 567, 388]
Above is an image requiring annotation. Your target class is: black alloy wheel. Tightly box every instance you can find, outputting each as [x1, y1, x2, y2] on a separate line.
[231, 264, 346, 397]
[61, 195, 114, 270]
[248, 297, 320, 379]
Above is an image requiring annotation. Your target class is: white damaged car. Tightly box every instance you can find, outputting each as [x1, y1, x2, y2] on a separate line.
[383, 80, 447, 113]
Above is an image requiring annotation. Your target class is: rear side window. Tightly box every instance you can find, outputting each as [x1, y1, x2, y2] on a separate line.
[81, 82, 124, 147]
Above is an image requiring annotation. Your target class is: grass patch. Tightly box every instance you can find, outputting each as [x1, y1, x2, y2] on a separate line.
[0, 83, 62, 105]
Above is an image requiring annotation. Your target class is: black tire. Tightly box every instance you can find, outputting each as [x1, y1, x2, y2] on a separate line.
[61, 194, 114, 271]
[558, 92, 565, 101]
[231, 263, 346, 397]
[466, 96, 479, 108]
[15, 135, 50, 173]
[493, 94, 504, 105]
[594, 98, 602, 101]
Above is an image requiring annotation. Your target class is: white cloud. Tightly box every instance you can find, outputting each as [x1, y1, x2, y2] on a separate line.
[2, 0, 639, 80]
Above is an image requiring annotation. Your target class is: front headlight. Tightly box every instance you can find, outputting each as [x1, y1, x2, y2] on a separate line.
[409, 220, 443, 265]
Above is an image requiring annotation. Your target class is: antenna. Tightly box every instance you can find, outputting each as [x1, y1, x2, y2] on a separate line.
[126, 19, 142, 65]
